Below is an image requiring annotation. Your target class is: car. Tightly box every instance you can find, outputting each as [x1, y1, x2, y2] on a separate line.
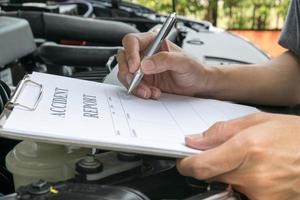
[0, 1, 270, 199]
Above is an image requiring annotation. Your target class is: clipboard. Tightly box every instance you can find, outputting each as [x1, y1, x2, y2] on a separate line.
[0, 72, 259, 158]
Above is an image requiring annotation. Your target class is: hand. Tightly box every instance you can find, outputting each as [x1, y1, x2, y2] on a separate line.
[177, 112, 300, 200]
[117, 32, 212, 99]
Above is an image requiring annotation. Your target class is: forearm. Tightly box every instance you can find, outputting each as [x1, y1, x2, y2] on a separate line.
[202, 51, 300, 106]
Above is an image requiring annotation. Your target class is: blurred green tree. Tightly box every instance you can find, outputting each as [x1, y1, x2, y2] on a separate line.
[126, 0, 290, 30]
[128, 0, 205, 18]
[205, 0, 218, 26]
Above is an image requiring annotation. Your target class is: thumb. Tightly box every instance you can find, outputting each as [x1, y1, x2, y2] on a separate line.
[177, 132, 249, 180]
[185, 112, 270, 150]
[141, 52, 196, 74]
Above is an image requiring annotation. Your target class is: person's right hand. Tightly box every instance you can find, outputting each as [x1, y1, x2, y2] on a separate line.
[117, 32, 213, 99]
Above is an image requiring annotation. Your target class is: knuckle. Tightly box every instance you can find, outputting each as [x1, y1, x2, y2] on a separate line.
[147, 31, 157, 38]
[156, 52, 174, 64]
[247, 138, 263, 152]
[249, 146, 266, 160]
[151, 52, 169, 66]
[122, 34, 140, 50]
[230, 135, 245, 150]
[177, 158, 204, 179]
[185, 55, 197, 66]
[241, 135, 267, 159]
[176, 159, 189, 175]
[141, 32, 156, 41]
[232, 134, 270, 167]
[156, 51, 169, 60]
[189, 159, 213, 180]
[122, 33, 135, 44]
[210, 121, 227, 135]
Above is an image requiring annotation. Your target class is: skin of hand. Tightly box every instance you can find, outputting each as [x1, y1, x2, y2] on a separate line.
[177, 112, 300, 200]
[118, 32, 300, 106]
[117, 32, 215, 99]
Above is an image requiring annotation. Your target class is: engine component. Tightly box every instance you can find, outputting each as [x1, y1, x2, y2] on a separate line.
[0, 180, 248, 200]
[75, 153, 103, 181]
[5, 141, 89, 189]
[0, 17, 36, 66]
[74, 151, 142, 182]
[1, 11, 139, 46]
[8, 181, 150, 200]
[38, 42, 120, 67]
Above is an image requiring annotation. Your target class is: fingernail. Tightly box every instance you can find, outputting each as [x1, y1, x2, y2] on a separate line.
[185, 134, 204, 142]
[153, 91, 159, 99]
[126, 74, 133, 85]
[152, 88, 160, 99]
[137, 87, 147, 98]
[186, 134, 203, 139]
[141, 59, 155, 72]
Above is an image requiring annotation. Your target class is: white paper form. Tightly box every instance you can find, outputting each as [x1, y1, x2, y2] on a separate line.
[0, 72, 259, 157]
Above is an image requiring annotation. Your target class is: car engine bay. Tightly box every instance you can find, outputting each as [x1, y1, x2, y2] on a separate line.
[0, 1, 274, 199]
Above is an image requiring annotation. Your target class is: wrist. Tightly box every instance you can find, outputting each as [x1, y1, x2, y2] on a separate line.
[194, 64, 226, 98]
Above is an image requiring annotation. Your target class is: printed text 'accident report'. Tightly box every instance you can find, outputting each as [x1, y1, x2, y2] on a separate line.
[0, 72, 259, 157]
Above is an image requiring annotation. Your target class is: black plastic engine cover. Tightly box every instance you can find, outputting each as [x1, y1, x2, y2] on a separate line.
[17, 182, 150, 200]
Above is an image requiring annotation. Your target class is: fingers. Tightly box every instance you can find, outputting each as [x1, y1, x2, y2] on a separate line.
[122, 32, 156, 73]
[117, 49, 161, 99]
[121, 31, 183, 75]
[185, 112, 271, 150]
[177, 133, 247, 180]
[141, 51, 197, 74]
[150, 86, 161, 99]
[128, 82, 161, 99]
[118, 70, 152, 99]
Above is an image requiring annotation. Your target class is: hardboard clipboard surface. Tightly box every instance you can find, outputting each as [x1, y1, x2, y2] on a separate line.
[0, 72, 259, 158]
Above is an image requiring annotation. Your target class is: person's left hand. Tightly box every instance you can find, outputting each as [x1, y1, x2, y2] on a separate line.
[177, 112, 300, 200]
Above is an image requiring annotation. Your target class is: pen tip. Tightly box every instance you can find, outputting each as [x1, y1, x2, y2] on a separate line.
[127, 85, 134, 95]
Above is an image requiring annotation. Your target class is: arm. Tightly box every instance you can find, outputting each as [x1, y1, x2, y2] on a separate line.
[205, 51, 300, 106]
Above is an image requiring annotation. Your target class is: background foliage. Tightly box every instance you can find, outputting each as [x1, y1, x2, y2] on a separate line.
[127, 0, 290, 30]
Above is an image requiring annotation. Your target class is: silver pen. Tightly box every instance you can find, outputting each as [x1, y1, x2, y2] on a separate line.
[127, 12, 177, 94]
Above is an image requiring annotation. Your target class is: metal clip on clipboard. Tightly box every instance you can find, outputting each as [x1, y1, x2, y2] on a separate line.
[5, 75, 43, 111]
[0, 75, 43, 128]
